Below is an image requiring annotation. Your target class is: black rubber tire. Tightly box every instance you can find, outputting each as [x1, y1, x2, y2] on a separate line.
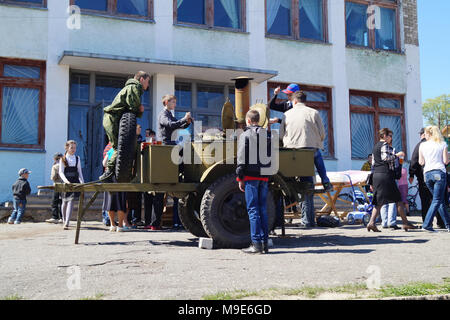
[115, 112, 137, 183]
[200, 174, 276, 249]
[179, 194, 208, 238]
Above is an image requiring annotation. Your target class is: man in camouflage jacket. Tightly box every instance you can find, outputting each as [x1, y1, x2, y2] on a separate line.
[100, 71, 149, 181]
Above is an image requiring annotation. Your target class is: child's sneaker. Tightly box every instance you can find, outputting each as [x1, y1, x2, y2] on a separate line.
[7, 219, 14, 224]
[14, 220, 21, 225]
[45, 218, 59, 224]
[116, 227, 124, 232]
[109, 226, 116, 232]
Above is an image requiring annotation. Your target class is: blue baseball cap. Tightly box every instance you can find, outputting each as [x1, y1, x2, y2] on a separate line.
[282, 83, 300, 94]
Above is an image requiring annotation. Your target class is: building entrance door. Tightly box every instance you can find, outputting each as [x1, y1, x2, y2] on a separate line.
[68, 103, 105, 182]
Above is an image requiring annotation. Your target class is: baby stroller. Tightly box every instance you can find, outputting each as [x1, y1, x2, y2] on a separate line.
[342, 174, 373, 226]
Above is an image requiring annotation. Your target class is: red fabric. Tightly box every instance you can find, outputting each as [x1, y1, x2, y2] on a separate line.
[103, 143, 112, 159]
[236, 176, 269, 182]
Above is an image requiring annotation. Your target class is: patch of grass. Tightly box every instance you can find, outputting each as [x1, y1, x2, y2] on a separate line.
[375, 282, 450, 298]
[1, 294, 24, 300]
[202, 281, 450, 300]
[203, 290, 258, 300]
[80, 293, 106, 300]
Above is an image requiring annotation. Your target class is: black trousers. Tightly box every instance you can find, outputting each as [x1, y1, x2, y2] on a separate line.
[144, 192, 164, 227]
[127, 192, 142, 224]
[51, 191, 61, 220]
[418, 175, 444, 227]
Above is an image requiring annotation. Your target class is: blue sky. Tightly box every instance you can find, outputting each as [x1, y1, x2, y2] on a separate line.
[418, 0, 450, 102]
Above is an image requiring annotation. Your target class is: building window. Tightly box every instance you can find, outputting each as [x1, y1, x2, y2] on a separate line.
[350, 90, 405, 159]
[267, 82, 334, 158]
[0, 0, 46, 7]
[175, 80, 234, 134]
[266, 0, 327, 42]
[345, 0, 399, 51]
[174, 0, 245, 31]
[0, 58, 46, 149]
[72, 0, 153, 19]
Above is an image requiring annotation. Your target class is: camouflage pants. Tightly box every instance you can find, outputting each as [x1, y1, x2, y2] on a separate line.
[103, 112, 121, 171]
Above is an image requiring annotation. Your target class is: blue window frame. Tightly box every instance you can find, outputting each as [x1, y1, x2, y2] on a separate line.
[175, 0, 244, 31]
[266, 0, 326, 42]
[0, 59, 45, 149]
[72, 0, 152, 18]
[345, 0, 399, 51]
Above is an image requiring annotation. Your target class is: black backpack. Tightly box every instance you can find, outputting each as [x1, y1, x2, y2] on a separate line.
[316, 215, 341, 228]
[393, 157, 402, 180]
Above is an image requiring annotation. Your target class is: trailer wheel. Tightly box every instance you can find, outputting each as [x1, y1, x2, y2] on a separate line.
[115, 112, 137, 183]
[200, 174, 276, 248]
[179, 194, 208, 238]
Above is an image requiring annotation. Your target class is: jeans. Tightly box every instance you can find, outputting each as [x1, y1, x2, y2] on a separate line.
[9, 199, 27, 223]
[102, 211, 110, 225]
[314, 150, 330, 185]
[423, 170, 450, 230]
[245, 180, 269, 243]
[380, 203, 397, 227]
[298, 176, 315, 227]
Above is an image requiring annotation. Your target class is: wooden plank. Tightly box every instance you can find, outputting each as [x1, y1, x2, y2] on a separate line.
[39, 183, 198, 193]
[75, 192, 85, 245]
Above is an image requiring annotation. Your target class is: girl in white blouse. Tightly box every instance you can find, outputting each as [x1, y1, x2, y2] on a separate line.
[59, 140, 84, 230]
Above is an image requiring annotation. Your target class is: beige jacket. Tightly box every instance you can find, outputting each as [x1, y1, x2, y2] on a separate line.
[279, 102, 325, 149]
[50, 163, 63, 184]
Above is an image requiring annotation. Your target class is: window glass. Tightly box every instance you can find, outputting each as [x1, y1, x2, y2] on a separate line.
[351, 112, 374, 158]
[1, 87, 39, 145]
[350, 95, 372, 107]
[175, 82, 192, 109]
[7, 0, 43, 4]
[379, 114, 402, 151]
[74, 0, 108, 11]
[214, 0, 241, 29]
[267, 0, 291, 36]
[228, 87, 235, 106]
[70, 74, 90, 102]
[304, 91, 327, 102]
[197, 84, 224, 112]
[375, 7, 397, 50]
[346, 2, 369, 47]
[95, 76, 126, 103]
[318, 109, 329, 156]
[177, 0, 205, 25]
[196, 114, 221, 132]
[4, 65, 40, 79]
[299, 0, 323, 41]
[379, 98, 400, 109]
[117, 0, 148, 16]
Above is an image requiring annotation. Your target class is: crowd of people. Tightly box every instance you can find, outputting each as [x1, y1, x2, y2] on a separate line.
[5, 73, 449, 253]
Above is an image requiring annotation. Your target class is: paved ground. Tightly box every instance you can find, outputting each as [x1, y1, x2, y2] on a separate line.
[0, 214, 449, 300]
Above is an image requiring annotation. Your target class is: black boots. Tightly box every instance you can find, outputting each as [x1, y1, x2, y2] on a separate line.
[242, 242, 263, 254]
[99, 169, 114, 182]
[242, 241, 269, 254]
[262, 241, 269, 254]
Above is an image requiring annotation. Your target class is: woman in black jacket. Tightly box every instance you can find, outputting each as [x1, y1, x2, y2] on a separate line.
[366, 128, 417, 232]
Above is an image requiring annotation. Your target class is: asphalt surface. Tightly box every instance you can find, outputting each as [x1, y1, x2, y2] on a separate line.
[0, 214, 449, 300]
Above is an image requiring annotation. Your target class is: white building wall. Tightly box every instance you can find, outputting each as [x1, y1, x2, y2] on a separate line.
[44, 0, 70, 187]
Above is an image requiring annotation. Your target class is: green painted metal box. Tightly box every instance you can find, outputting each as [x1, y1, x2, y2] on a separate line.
[141, 145, 179, 184]
[278, 148, 315, 177]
